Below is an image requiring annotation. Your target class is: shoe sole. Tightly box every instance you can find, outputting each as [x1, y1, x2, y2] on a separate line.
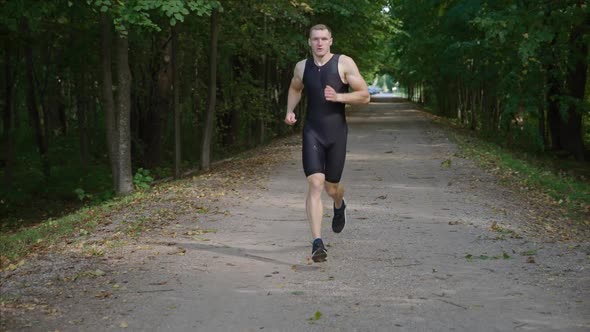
[312, 249, 327, 262]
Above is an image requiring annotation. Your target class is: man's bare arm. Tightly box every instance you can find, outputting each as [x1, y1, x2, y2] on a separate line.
[324, 55, 369, 105]
[285, 61, 305, 125]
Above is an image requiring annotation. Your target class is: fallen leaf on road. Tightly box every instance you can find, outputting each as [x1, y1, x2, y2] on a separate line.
[526, 256, 536, 264]
[309, 311, 322, 321]
[441, 159, 452, 168]
[521, 249, 538, 256]
[94, 291, 111, 298]
[168, 248, 186, 255]
[148, 281, 168, 285]
[94, 269, 106, 277]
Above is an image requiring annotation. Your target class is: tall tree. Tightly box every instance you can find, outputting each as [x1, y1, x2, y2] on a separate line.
[201, 7, 219, 171]
[2, 36, 16, 189]
[172, 23, 181, 178]
[21, 17, 50, 178]
[99, 11, 120, 192]
[115, 23, 134, 194]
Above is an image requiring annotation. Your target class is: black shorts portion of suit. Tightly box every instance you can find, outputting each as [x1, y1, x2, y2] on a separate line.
[301, 54, 350, 183]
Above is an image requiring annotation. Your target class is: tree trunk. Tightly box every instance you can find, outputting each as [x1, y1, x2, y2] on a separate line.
[21, 17, 50, 178]
[145, 35, 171, 168]
[76, 71, 90, 169]
[100, 13, 119, 190]
[538, 106, 546, 150]
[201, 8, 219, 171]
[172, 24, 181, 178]
[259, 16, 268, 145]
[57, 93, 67, 136]
[3, 38, 16, 189]
[560, 19, 588, 161]
[115, 33, 134, 194]
[193, 57, 201, 157]
[227, 56, 240, 147]
[470, 88, 477, 130]
[546, 59, 561, 150]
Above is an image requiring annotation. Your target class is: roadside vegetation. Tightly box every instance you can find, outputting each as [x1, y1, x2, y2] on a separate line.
[388, 0, 589, 236]
[441, 115, 590, 239]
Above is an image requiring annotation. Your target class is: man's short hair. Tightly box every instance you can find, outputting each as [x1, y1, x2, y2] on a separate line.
[309, 24, 332, 37]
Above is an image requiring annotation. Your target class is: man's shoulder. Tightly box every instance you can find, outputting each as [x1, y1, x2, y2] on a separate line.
[337, 54, 359, 70]
[337, 54, 354, 63]
[296, 59, 308, 67]
[294, 59, 307, 75]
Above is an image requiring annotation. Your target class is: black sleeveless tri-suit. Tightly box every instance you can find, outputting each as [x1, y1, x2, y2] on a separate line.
[301, 54, 349, 183]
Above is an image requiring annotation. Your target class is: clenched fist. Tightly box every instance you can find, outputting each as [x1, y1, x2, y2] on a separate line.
[324, 85, 340, 102]
[284, 111, 297, 125]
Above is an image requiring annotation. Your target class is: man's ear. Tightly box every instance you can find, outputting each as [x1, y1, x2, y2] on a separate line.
[308, 39, 311, 47]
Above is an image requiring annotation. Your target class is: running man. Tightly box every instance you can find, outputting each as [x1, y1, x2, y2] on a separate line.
[284, 24, 370, 262]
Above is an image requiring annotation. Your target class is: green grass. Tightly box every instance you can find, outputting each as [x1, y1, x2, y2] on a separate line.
[0, 134, 114, 231]
[448, 128, 590, 222]
[0, 193, 142, 266]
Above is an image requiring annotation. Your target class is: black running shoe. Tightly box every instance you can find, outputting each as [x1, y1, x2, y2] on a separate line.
[311, 238, 327, 262]
[332, 199, 347, 233]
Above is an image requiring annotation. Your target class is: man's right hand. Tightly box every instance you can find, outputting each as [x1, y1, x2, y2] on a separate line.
[284, 112, 297, 125]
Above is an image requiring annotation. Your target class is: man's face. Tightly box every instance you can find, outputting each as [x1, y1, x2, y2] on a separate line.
[308, 29, 332, 57]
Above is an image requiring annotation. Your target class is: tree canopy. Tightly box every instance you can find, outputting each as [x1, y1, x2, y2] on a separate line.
[387, 0, 589, 158]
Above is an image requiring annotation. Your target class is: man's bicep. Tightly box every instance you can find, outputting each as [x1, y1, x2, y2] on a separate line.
[290, 61, 305, 91]
[290, 75, 304, 91]
[347, 72, 367, 92]
[344, 58, 368, 92]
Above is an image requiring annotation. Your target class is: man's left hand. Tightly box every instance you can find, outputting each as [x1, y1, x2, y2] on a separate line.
[324, 85, 340, 102]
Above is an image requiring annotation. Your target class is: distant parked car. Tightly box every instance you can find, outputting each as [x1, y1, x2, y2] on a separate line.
[368, 86, 382, 95]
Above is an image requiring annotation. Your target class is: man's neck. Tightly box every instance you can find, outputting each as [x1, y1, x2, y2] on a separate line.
[313, 52, 333, 66]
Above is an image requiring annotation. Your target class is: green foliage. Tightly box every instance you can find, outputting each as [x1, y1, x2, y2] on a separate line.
[307, 0, 394, 74]
[0, 193, 143, 264]
[87, 0, 221, 33]
[133, 168, 154, 190]
[74, 188, 93, 201]
[389, 0, 590, 156]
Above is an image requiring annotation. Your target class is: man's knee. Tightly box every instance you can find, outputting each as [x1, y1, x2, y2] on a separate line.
[307, 174, 325, 192]
[324, 182, 340, 197]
